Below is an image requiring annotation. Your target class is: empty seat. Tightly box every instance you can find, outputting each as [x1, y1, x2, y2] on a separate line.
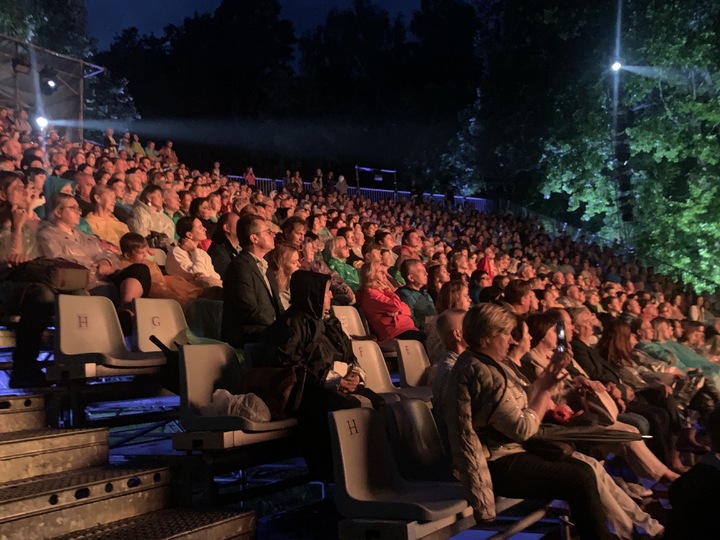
[351, 341, 432, 403]
[133, 298, 189, 352]
[396, 339, 431, 387]
[329, 407, 469, 522]
[52, 294, 165, 379]
[179, 343, 296, 432]
[385, 399, 453, 481]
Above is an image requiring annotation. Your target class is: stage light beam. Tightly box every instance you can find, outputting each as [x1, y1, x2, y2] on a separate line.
[612, 61, 622, 72]
[35, 116, 48, 129]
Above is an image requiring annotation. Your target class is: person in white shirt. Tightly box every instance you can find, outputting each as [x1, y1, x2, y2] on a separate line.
[166, 216, 222, 288]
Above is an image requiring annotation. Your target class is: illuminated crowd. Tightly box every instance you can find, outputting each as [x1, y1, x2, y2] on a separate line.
[1, 112, 719, 537]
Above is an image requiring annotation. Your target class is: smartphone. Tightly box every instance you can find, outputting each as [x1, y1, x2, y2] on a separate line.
[555, 321, 567, 353]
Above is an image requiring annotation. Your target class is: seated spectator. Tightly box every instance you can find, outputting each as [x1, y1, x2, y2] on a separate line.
[571, 308, 675, 466]
[0, 172, 52, 387]
[444, 303, 614, 538]
[427, 263, 450, 303]
[396, 259, 435, 330]
[503, 279, 536, 315]
[38, 193, 148, 296]
[122, 169, 143, 207]
[107, 177, 131, 222]
[166, 216, 222, 288]
[374, 230, 398, 265]
[430, 308, 467, 440]
[323, 236, 360, 292]
[336, 226, 363, 267]
[266, 243, 301, 310]
[85, 184, 130, 248]
[356, 261, 424, 343]
[119, 232, 204, 308]
[468, 269, 491, 305]
[381, 248, 404, 287]
[162, 187, 181, 229]
[260, 270, 381, 480]
[222, 215, 282, 347]
[74, 171, 96, 216]
[394, 228, 422, 267]
[127, 184, 176, 248]
[425, 280, 472, 365]
[301, 232, 355, 304]
[207, 212, 240, 278]
[280, 215, 306, 247]
[189, 196, 216, 240]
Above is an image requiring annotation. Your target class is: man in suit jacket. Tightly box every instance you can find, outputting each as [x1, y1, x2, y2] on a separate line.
[222, 215, 283, 347]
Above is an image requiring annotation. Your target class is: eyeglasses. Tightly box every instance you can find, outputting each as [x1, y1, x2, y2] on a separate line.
[61, 204, 81, 212]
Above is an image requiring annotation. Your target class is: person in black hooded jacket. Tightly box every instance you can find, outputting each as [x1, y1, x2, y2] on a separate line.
[261, 269, 381, 480]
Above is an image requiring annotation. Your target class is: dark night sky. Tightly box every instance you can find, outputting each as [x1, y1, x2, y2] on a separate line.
[86, 0, 419, 51]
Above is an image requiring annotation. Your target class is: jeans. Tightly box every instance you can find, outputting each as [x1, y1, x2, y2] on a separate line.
[488, 452, 613, 540]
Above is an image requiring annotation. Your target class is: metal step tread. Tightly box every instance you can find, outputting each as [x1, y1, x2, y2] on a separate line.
[0, 465, 169, 505]
[0, 427, 106, 444]
[52, 507, 256, 540]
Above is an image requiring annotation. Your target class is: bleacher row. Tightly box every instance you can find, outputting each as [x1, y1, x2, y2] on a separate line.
[33, 294, 566, 539]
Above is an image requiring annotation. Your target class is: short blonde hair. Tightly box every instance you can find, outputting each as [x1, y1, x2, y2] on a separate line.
[462, 303, 516, 349]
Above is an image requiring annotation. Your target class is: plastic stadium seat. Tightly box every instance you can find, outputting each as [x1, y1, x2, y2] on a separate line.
[384, 399, 453, 482]
[332, 305, 368, 338]
[52, 294, 165, 379]
[133, 298, 189, 352]
[179, 343, 296, 433]
[351, 341, 432, 403]
[395, 339, 431, 387]
[329, 407, 469, 522]
[333, 304, 398, 357]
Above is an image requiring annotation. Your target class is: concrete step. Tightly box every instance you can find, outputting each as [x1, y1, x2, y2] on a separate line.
[0, 394, 45, 434]
[0, 428, 107, 482]
[0, 466, 171, 540]
[52, 507, 256, 540]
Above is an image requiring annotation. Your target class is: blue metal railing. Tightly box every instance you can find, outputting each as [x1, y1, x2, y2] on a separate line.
[226, 176, 496, 213]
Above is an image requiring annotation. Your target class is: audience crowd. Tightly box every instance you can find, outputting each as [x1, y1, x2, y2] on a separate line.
[1, 108, 719, 537]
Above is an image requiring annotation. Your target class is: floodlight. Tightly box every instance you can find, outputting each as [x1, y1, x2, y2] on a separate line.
[39, 66, 58, 95]
[611, 61, 622, 72]
[35, 116, 48, 129]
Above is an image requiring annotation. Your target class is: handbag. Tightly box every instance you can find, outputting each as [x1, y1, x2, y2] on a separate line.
[10, 258, 90, 291]
[579, 387, 619, 426]
[240, 365, 307, 420]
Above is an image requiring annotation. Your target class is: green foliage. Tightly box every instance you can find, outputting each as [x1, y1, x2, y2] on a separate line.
[535, 0, 720, 290]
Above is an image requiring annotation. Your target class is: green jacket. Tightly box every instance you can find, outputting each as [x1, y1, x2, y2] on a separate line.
[325, 256, 360, 292]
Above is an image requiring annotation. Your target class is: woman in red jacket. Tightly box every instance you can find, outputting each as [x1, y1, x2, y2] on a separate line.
[356, 261, 425, 344]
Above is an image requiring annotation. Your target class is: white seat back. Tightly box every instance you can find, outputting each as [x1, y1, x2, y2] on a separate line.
[332, 305, 367, 338]
[133, 298, 189, 352]
[351, 340, 398, 393]
[179, 343, 242, 428]
[329, 408, 404, 506]
[57, 294, 128, 357]
[396, 339, 431, 387]
[329, 407, 469, 523]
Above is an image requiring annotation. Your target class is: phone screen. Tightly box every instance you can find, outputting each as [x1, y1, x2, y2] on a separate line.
[555, 321, 567, 353]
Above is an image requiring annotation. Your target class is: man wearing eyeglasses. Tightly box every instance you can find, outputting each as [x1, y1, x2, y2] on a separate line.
[222, 215, 283, 348]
